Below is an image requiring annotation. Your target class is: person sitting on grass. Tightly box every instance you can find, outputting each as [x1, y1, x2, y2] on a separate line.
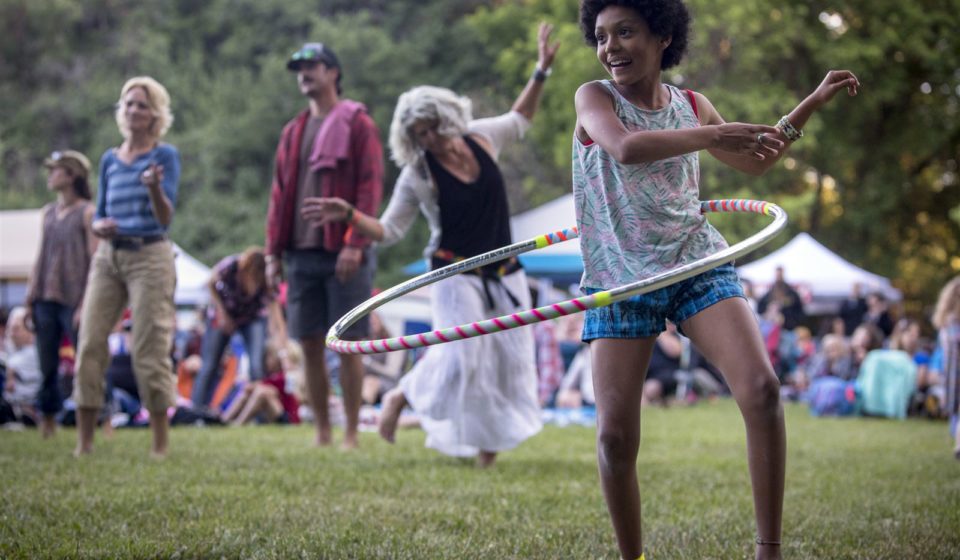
[641, 322, 684, 407]
[2, 307, 42, 427]
[849, 322, 885, 376]
[220, 341, 302, 426]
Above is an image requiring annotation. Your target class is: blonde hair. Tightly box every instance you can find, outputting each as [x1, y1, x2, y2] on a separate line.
[115, 76, 174, 140]
[932, 275, 960, 329]
[389, 85, 472, 168]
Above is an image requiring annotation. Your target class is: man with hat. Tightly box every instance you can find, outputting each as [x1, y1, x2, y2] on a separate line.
[25, 149, 97, 438]
[265, 42, 383, 449]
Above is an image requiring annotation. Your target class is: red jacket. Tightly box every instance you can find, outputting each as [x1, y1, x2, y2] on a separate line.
[265, 103, 383, 257]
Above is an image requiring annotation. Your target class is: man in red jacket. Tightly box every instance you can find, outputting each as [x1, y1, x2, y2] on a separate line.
[265, 42, 383, 449]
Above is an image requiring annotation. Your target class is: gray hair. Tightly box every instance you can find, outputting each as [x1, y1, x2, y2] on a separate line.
[389, 86, 472, 168]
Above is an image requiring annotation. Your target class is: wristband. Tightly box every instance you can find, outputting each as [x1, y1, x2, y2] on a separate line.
[350, 208, 362, 225]
[532, 65, 551, 82]
[345, 205, 355, 224]
[776, 116, 803, 141]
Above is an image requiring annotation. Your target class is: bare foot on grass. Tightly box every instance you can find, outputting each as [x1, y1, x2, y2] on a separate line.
[477, 450, 497, 469]
[377, 389, 406, 444]
[314, 427, 333, 447]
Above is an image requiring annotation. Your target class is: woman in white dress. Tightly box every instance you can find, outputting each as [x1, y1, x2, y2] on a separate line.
[303, 23, 559, 467]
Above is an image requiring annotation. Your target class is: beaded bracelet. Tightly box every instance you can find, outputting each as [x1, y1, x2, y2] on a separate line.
[777, 116, 803, 141]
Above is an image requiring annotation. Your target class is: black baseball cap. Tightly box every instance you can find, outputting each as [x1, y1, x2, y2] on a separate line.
[287, 42, 341, 71]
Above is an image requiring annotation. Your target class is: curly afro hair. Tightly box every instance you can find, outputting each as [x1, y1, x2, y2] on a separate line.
[580, 0, 691, 70]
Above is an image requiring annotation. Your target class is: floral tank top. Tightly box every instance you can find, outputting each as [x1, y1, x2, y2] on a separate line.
[572, 81, 728, 290]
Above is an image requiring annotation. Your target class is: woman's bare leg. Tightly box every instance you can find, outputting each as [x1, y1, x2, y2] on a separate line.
[378, 388, 408, 443]
[682, 298, 785, 560]
[591, 337, 655, 560]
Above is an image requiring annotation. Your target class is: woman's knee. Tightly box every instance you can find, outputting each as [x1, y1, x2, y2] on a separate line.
[735, 370, 781, 413]
[596, 425, 640, 473]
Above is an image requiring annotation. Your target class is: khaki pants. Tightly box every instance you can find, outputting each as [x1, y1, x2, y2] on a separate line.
[74, 240, 177, 412]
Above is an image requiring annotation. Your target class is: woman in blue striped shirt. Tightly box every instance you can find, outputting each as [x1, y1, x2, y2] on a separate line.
[73, 76, 181, 459]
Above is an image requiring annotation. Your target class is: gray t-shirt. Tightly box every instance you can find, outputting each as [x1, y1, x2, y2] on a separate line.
[293, 116, 326, 250]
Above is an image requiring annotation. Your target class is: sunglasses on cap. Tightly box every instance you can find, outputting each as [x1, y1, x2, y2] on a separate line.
[287, 43, 339, 71]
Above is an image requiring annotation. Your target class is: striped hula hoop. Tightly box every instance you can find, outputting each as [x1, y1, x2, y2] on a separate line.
[327, 199, 787, 355]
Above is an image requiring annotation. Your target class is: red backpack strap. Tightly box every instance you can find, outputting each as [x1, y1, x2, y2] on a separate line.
[685, 89, 699, 119]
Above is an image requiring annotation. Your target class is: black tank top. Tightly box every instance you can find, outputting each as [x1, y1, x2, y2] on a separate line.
[427, 135, 512, 268]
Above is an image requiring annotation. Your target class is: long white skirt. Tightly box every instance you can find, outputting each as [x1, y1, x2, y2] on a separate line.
[399, 269, 542, 457]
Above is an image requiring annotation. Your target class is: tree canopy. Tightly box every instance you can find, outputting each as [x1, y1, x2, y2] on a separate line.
[2, 0, 958, 308]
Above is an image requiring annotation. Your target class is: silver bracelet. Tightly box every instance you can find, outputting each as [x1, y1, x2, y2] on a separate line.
[777, 116, 803, 141]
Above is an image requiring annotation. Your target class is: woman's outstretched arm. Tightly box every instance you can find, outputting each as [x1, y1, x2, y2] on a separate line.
[510, 22, 560, 122]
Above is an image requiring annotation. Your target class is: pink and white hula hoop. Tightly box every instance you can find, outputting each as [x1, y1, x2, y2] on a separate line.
[327, 199, 787, 355]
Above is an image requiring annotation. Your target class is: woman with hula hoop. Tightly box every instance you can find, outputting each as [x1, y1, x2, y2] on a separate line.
[575, 1, 859, 559]
[303, 23, 560, 467]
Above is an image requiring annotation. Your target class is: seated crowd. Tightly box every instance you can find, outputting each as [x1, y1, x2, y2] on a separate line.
[0, 267, 952, 432]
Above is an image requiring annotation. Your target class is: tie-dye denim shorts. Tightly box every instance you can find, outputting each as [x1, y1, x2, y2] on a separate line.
[580, 263, 745, 341]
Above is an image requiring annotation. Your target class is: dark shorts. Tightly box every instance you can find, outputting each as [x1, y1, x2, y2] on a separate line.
[581, 263, 744, 341]
[285, 248, 374, 340]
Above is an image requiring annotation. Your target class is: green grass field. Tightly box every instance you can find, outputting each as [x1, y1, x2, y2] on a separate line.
[1, 400, 957, 559]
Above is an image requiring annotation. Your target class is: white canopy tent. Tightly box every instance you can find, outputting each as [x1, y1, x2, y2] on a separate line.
[170, 244, 213, 306]
[0, 208, 211, 308]
[737, 232, 900, 312]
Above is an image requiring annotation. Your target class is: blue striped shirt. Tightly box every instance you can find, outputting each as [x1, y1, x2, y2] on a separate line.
[96, 143, 180, 236]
